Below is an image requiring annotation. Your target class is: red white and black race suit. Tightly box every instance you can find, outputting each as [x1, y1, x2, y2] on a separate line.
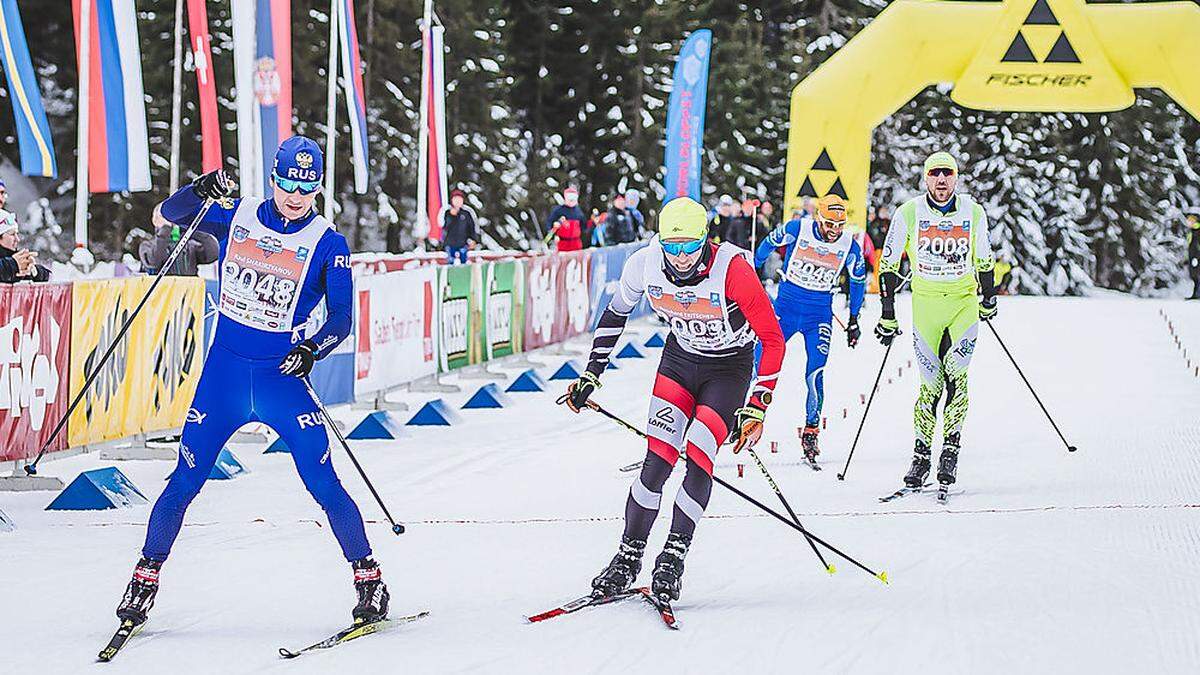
[585, 238, 785, 541]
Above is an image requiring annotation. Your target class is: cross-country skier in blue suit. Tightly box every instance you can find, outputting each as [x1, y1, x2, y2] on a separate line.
[113, 137, 390, 632]
[754, 194, 866, 463]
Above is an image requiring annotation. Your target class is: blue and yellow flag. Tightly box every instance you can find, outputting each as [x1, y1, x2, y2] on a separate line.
[0, 0, 56, 178]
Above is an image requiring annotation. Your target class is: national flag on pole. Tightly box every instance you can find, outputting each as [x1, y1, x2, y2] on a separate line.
[663, 29, 712, 202]
[73, 0, 151, 193]
[253, 0, 292, 194]
[417, 22, 447, 242]
[186, 0, 221, 172]
[231, 0, 259, 197]
[338, 0, 368, 194]
[0, 0, 57, 178]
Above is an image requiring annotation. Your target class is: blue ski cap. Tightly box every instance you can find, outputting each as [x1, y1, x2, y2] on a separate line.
[273, 136, 323, 193]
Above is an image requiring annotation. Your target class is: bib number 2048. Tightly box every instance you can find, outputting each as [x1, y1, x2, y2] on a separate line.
[224, 261, 297, 307]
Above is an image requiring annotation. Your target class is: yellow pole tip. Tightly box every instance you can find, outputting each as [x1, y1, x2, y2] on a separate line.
[878, 571, 889, 585]
[826, 565, 837, 575]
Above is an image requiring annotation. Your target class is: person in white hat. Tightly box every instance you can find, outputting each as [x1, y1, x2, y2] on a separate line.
[0, 209, 50, 283]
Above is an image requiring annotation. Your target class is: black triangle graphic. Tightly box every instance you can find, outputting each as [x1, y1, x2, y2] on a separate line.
[825, 178, 848, 200]
[797, 176, 818, 198]
[812, 148, 836, 172]
[1001, 32, 1038, 63]
[1023, 0, 1058, 26]
[1043, 32, 1080, 63]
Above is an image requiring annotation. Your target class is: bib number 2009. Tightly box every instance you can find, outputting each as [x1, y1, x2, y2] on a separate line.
[225, 261, 297, 307]
[669, 316, 724, 340]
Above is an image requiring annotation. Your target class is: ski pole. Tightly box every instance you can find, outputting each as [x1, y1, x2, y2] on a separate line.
[744, 446, 835, 575]
[24, 198, 216, 475]
[985, 321, 1077, 453]
[569, 397, 887, 583]
[303, 378, 406, 535]
[837, 339, 896, 481]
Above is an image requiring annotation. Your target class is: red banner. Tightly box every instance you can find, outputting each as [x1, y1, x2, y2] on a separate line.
[0, 284, 72, 462]
[523, 251, 590, 349]
[186, 0, 222, 171]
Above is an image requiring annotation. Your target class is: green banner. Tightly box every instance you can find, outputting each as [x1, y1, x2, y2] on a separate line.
[484, 261, 525, 360]
[438, 265, 483, 372]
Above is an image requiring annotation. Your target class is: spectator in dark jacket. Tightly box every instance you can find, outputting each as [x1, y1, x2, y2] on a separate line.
[139, 205, 220, 276]
[545, 186, 585, 252]
[710, 194, 734, 242]
[625, 189, 646, 238]
[606, 193, 637, 244]
[0, 210, 50, 283]
[722, 201, 758, 250]
[440, 188, 478, 264]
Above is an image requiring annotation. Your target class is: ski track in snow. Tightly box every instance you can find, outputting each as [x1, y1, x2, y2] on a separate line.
[2, 296, 1200, 674]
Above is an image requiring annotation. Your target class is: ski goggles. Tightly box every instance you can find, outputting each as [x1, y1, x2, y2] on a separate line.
[927, 168, 955, 178]
[661, 238, 705, 256]
[273, 172, 322, 195]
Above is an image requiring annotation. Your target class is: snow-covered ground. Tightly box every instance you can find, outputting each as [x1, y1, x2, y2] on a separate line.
[2, 295, 1199, 674]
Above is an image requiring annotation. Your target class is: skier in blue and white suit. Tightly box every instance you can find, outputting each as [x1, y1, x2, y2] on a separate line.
[113, 137, 390, 629]
[753, 194, 866, 462]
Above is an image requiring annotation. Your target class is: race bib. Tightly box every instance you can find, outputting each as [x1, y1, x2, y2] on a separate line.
[915, 218, 972, 280]
[785, 245, 844, 291]
[647, 286, 730, 352]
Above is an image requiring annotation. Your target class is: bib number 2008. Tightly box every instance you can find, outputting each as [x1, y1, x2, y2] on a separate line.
[225, 261, 297, 307]
[917, 236, 969, 258]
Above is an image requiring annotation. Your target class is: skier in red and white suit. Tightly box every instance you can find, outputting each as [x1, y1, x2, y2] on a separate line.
[565, 197, 785, 603]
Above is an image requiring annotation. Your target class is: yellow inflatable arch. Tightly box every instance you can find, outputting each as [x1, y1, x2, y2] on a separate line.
[784, 0, 1200, 227]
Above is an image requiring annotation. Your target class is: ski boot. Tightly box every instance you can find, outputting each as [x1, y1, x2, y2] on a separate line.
[800, 424, 820, 462]
[650, 532, 692, 602]
[591, 536, 645, 597]
[116, 557, 163, 625]
[937, 435, 960, 486]
[903, 440, 932, 488]
[351, 558, 390, 624]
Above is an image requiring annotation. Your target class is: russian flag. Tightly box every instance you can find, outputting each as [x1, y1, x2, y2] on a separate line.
[0, 0, 57, 178]
[254, 0, 292, 194]
[73, 0, 150, 193]
[339, 0, 368, 194]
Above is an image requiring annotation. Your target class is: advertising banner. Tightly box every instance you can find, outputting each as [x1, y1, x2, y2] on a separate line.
[523, 253, 557, 350]
[483, 260, 524, 361]
[587, 243, 649, 330]
[68, 278, 205, 446]
[556, 250, 591, 342]
[0, 283, 71, 462]
[438, 264, 482, 372]
[355, 267, 438, 395]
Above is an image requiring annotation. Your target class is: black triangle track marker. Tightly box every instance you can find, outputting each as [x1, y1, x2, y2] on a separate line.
[1001, 32, 1038, 63]
[1024, 0, 1059, 26]
[1043, 32, 1080, 63]
[797, 176, 818, 199]
[826, 178, 848, 200]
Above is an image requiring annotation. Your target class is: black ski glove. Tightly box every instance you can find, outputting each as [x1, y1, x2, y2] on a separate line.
[980, 296, 998, 321]
[565, 372, 602, 413]
[846, 316, 861, 348]
[193, 169, 236, 201]
[279, 340, 317, 378]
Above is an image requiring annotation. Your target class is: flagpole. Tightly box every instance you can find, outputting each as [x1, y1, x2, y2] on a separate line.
[416, 0, 432, 243]
[169, 0, 184, 192]
[73, 0, 91, 254]
[323, 0, 339, 220]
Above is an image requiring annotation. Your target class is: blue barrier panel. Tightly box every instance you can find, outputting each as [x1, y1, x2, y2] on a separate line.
[506, 369, 546, 393]
[348, 411, 406, 439]
[208, 448, 249, 480]
[463, 383, 510, 409]
[264, 437, 290, 454]
[46, 467, 148, 511]
[406, 399, 461, 426]
[644, 333, 666, 348]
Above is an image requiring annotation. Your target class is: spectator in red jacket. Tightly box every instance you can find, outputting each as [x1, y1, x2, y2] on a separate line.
[545, 186, 585, 251]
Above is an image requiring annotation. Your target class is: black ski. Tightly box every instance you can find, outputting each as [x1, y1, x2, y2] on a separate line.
[639, 588, 679, 630]
[526, 589, 641, 623]
[618, 461, 643, 473]
[97, 619, 145, 662]
[879, 482, 933, 503]
[278, 611, 429, 659]
[804, 457, 822, 472]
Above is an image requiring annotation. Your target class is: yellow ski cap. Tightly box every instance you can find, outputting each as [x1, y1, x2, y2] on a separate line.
[658, 197, 708, 240]
[924, 151, 958, 175]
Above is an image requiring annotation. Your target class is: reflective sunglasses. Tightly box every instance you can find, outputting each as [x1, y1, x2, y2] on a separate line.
[927, 168, 955, 178]
[274, 173, 322, 195]
[661, 239, 705, 256]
